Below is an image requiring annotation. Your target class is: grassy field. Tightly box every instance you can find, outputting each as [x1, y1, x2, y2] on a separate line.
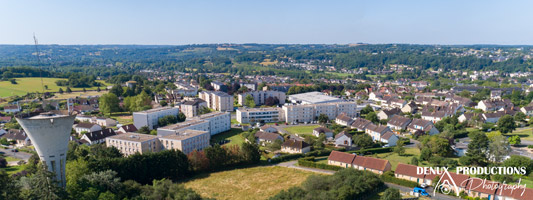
[283, 125, 320, 135]
[211, 128, 245, 146]
[114, 115, 133, 125]
[3, 165, 24, 175]
[0, 77, 107, 97]
[367, 148, 422, 171]
[183, 166, 314, 200]
[503, 127, 533, 141]
[4, 156, 20, 162]
[325, 71, 352, 78]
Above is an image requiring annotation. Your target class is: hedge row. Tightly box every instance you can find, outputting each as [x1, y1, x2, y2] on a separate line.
[270, 149, 333, 163]
[298, 159, 343, 171]
[380, 174, 419, 188]
[347, 147, 394, 155]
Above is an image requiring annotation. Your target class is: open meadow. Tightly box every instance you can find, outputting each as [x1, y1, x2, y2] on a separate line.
[183, 166, 314, 200]
[0, 77, 107, 97]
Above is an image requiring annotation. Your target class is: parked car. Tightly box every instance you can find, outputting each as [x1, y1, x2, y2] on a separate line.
[413, 187, 430, 197]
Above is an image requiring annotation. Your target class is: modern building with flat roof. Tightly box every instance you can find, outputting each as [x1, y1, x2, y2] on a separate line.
[199, 91, 234, 112]
[133, 106, 180, 130]
[288, 91, 342, 105]
[106, 132, 161, 156]
[236, 107, 284, 124]
[237, 90, 286, 106]
[160, 129, 210, 154]
[282, 101, 358, 123]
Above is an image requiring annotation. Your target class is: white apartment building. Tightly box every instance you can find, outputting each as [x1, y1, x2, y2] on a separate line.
[237, 91, 286, 106]
[180, 99, 207, 118]
[157, 119, 210, 137]
[106, 133, 161, 156]
[159, 129, 210, 155]
[236, 107, 284, 124]
[157, 111, 230, 137]
[191, 112, 231, 135]
[199, 91, 234, 112]
[133, 107, 180, 130]
[282, 102, 358, 123]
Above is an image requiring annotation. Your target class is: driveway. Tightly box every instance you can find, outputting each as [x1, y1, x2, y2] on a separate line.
[275, 160, 461, 200]
[0, 147, 33, 162]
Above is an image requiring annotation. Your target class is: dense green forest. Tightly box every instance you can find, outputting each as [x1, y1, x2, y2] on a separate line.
[0, 44, 531, 79]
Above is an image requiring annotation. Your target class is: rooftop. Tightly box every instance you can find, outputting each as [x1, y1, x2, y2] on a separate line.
[288, 91, 342, 104]
[108, 132, 158, 142]
[133, 106, 178, 114]
[161, 129, 209, 140]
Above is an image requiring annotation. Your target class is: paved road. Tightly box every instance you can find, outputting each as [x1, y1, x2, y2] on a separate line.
[275, 160, 460, 200]
[0, 147, 32, 162]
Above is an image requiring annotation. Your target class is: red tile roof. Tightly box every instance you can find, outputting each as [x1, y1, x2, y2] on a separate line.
[327, 151, 355, 164]
[395, 163, 425, 179]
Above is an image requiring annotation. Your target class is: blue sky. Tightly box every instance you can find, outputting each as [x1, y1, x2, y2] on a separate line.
[1, 0, 532, 45]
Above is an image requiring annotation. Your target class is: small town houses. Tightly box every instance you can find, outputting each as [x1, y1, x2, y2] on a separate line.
[327, 151, 391, 174]
[281, 139, 310, 154]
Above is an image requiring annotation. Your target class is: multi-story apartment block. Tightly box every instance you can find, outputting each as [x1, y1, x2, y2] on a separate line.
[191, 112, 231, 135]
[199, 91, 234, 112]
[106, 132, 161, 156]
[282, 102, 358, 123]
[180, 99, 207, 118]
[159, 129, 210, 155]
[133, 107, 180, 130]
[237, 91, 286, 106]
[157, 112, 230, 136]
[157, 119, 210, 137]
[236, 107, 284, 124]
[173, 82, 198, 96]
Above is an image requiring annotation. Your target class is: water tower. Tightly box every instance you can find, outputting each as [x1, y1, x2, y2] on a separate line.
[16, 112, 75, 187]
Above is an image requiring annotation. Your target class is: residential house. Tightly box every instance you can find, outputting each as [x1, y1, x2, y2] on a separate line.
[3, 105, 21, 114]
[334, 131, 352, 147]
[521, 106, 533, 117]
[380, 131, 398, 146]
[458, 113, 484, 123]
[1, 129, 31, 147]
[0, 116, 12, 123]
[313, 127, 333, 138]
[260, 125, 278, 133]
[73, 123, 102, 134]
[482, 112, 507, 123]
[387, 115, 412, 131]
[94, 117, 117, 127]
[394, 163, 426, 184]
[327, 150, 355, 168]
[421, 111, 448, 123]
[117, 124, 138, 134]
[80, 128, 117, 145]
[377, 108, 401, 120]
[365, 124, 391, 141]
[407, 119, 439, 135]
[335, 113, 353, 126]
[477, 99, 514, 112]
[281, 139, 310, 154]
[254, 131, 284, 145]
[350, 118, 372, 131]
[401, 101, 418, 113]
[387, 98, 407, 109]
[351, 155, 392, 175]
[464, 179, 499, 200]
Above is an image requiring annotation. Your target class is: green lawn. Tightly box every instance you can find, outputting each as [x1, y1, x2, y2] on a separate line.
[4, 156, 20, 162]
[503, 127, 533, 141]
[3, 165, 24, 175]
[211, 128, 245, 146]
[183, 166, 314, 200]
[283, 125, 320, 135]
[367, 148, 422, 171]
[0, 77, 107, 97]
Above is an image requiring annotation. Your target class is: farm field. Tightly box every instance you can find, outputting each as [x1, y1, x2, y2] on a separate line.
[183, 166, 314, 200]
[283, 125, 320, 136]
[50, 90, 108, 99]
[0, 77, 107, 97]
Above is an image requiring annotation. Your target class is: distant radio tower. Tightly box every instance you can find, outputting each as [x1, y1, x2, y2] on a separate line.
[33, 33, 45, 96]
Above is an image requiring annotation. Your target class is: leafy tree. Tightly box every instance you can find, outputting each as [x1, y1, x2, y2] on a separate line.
[419, 147, 432, 161]
[58, 88, 64, 94]
[503, 155, 533, 175]
[508, 135, 521, 146]
[497, 115, 516, 134]
[360, 105, 374, 115]
[240, 142, 261, 164]
[317, 114, 329, 124]
[365, 112, 379, 123]
[462, 131, 489, 166]
[97, 87, 101, 92]
[19, 166, 68, 200]
[204, 145, 229, 170]
[66, 87, 72, 93]
[109, 85, 124, 97]
[488, 135, 511, 163]
[138, 126, 150, 134]
[141, 179, 203, 200]
[244, 95, 256, 108]
[159, 100, 168, 107]
[381, 188, 401, 200]
[267, 139, 283, 151]
[0, 158, 7, 168]
[420, 135, 453, 157]
[353, 134, 374, 149]
[0, 170, 21, 200]
[411, 157, 419, 166]
[158, 115, 178, 127]
[514, 112, 526, 122]
[99, 93, 120, 114]
[177, 112, 187, 122]
[394, 140, 405, 156]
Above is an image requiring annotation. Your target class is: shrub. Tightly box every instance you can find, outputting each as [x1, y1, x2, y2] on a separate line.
[380, 173, 419, 188]
[297, 159, 343, 171]
[346, 147, 394, 155]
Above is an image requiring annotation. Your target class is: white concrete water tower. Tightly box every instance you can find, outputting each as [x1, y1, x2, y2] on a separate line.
[16, 112, 75, 187]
